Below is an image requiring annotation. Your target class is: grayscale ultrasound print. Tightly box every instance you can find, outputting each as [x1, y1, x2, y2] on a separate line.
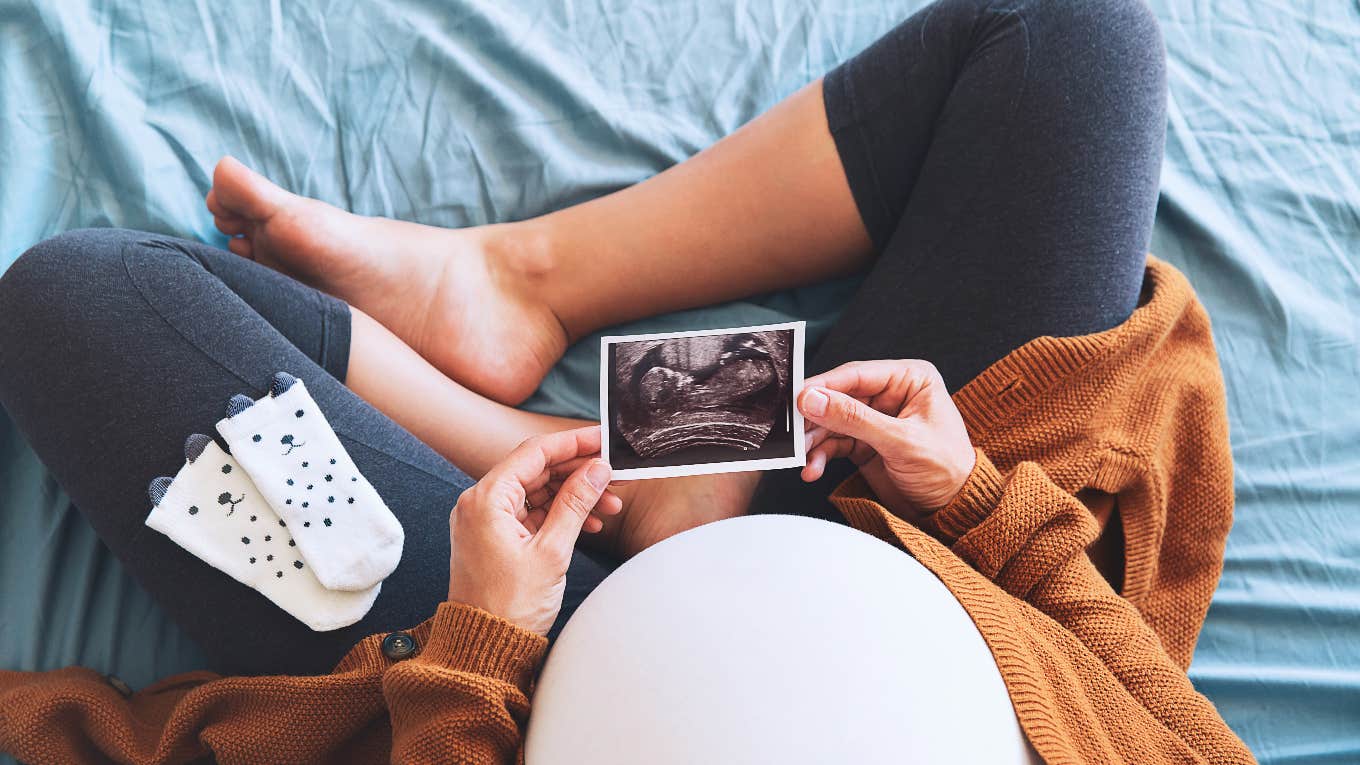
[606, 328, 798, 473]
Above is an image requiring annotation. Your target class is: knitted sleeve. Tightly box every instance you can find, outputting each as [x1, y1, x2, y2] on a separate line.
[385, 603, 547, 765]
[924, 448, 1254, 763]
[0, 603, 545, 765]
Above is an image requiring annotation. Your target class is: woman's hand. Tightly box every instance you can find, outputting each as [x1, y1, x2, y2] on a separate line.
[447, 426, 618, 635]
[798, 360, 976, 517]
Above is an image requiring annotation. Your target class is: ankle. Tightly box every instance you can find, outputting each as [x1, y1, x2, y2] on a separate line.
[477, 218, 587, 340]
[477, 219, 556, 283]
[478, 220, 557, 298]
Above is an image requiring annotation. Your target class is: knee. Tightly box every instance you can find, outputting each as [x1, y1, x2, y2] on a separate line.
[1091, 0, 1163, 51]
[941, 0, 1165, 92]
[3, 227, 125, 292]
[1, 228, 141, 306]
[1027, 0, 1165, 78]
[0, 228, 146, 357]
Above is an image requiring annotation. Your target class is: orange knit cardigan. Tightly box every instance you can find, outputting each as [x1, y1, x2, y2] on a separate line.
[0, 256, 1253, 764]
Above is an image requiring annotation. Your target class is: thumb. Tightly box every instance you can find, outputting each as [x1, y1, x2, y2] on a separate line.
[800, 387, 901, 453]
[536, 459, 611, 557]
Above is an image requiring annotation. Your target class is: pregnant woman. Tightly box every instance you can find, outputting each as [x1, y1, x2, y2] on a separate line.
[0, 0, 1252, 761]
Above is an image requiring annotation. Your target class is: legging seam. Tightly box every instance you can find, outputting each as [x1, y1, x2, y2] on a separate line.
[176, 237, 347, 380]
[309, 282, 347, 382]
[829, 76, 896, 249]
[319, 292, 337, 377]
[120, 239, 462, 488]
[122, 239, 263, 391]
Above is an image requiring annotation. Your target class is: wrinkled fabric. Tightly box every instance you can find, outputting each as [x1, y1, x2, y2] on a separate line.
[0, 1, 1357, 763]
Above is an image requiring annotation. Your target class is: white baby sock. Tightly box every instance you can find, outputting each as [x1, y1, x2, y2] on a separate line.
[215, 372, 404, 592]
[145, 434, 380, 631]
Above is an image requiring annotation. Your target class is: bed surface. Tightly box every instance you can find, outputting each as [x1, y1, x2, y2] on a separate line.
[2, 1, 1357, 762]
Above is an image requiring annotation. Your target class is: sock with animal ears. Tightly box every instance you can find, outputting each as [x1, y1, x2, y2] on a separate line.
[215, 372, 404, 592]
[144, 434, 380, 631]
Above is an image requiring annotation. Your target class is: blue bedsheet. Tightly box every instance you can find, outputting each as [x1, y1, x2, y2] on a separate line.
[2, 1, 1357, 762]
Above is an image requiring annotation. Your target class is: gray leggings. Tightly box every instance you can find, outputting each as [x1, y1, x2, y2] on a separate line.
[0, 0, 1165, 676]
[0, 229, 614, 675]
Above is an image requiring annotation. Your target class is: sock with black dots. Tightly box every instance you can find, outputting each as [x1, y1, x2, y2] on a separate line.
[144, 434, 380, 631]
[215, 372, 404, 592]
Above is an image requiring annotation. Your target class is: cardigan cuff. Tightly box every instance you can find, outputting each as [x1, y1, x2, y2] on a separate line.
[408, 603, 548, 688]
[925, 448, 1007, 546]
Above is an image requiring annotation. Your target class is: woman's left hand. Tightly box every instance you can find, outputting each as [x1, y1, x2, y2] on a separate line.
[798, 360, 976, 517]
[447, 426, 619, 635]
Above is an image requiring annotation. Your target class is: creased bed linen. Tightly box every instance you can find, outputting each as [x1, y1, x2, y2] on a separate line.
[2, 1, 1357, 761]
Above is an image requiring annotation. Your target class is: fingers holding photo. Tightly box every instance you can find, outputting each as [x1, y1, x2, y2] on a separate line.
[802, 427, 875, 482]
[532, 461, 622, 536]
[803, 359, 945, 418]
[478, 427, 620, 531]
[523, 468, 624, 534]
[447, 426, 618, 635]
[798, 385, 903, 452]
[490, 427, 603, 489]
[796, 359, 975, 513]
[534, 457, 614, 556]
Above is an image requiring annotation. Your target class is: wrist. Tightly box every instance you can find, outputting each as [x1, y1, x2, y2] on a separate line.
[933, 445, 979, 511]
[447, 584, 556, 636]
[414, 602, 547, 684]
[926, 448, 1006, 545]
[446, 575, 507, 628]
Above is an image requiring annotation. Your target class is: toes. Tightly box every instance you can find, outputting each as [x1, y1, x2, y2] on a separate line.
[227, 236, 254, 260]
[212, 155, 288, 220]
[206, 190, 247, 234]
[205, 188, 226, 218]
[214, 214, 248, 237]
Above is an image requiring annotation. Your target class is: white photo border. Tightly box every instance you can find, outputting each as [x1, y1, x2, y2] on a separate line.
[599, 321, 806, 480]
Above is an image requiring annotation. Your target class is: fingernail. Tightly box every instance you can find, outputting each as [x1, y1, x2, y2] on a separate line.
[802, 388, 828, 417]
[586, 461, 611, 490]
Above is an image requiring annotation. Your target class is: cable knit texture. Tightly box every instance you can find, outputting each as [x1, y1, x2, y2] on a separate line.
[0, 257, 1250, 763]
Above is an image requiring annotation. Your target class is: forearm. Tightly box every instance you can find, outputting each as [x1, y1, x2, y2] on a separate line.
[385, 604, 546, 765]
[0, 606, 545, 765]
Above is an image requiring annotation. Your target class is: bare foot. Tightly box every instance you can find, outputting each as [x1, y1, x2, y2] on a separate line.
[593, 471, 762, 560]
[205, 156, 567, 405]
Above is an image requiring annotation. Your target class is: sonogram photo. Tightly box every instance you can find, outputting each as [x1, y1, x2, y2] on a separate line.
[600, 322, 806, 479]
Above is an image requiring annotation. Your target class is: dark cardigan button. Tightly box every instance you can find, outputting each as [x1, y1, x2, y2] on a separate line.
[382, 632, 418, 661]
[104, 674, 133, 697]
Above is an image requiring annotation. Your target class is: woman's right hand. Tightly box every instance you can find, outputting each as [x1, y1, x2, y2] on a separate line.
[446, 426, 617, 635]
[797, 360, 977, 518]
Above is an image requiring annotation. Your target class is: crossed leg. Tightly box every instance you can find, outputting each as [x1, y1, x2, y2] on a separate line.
[0, 232, 611, 675]
[0, 0, 1164, 675]
[209, 0, 1164, 539]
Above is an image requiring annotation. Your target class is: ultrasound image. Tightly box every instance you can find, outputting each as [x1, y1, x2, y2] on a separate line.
[609, 329, 794, 468]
